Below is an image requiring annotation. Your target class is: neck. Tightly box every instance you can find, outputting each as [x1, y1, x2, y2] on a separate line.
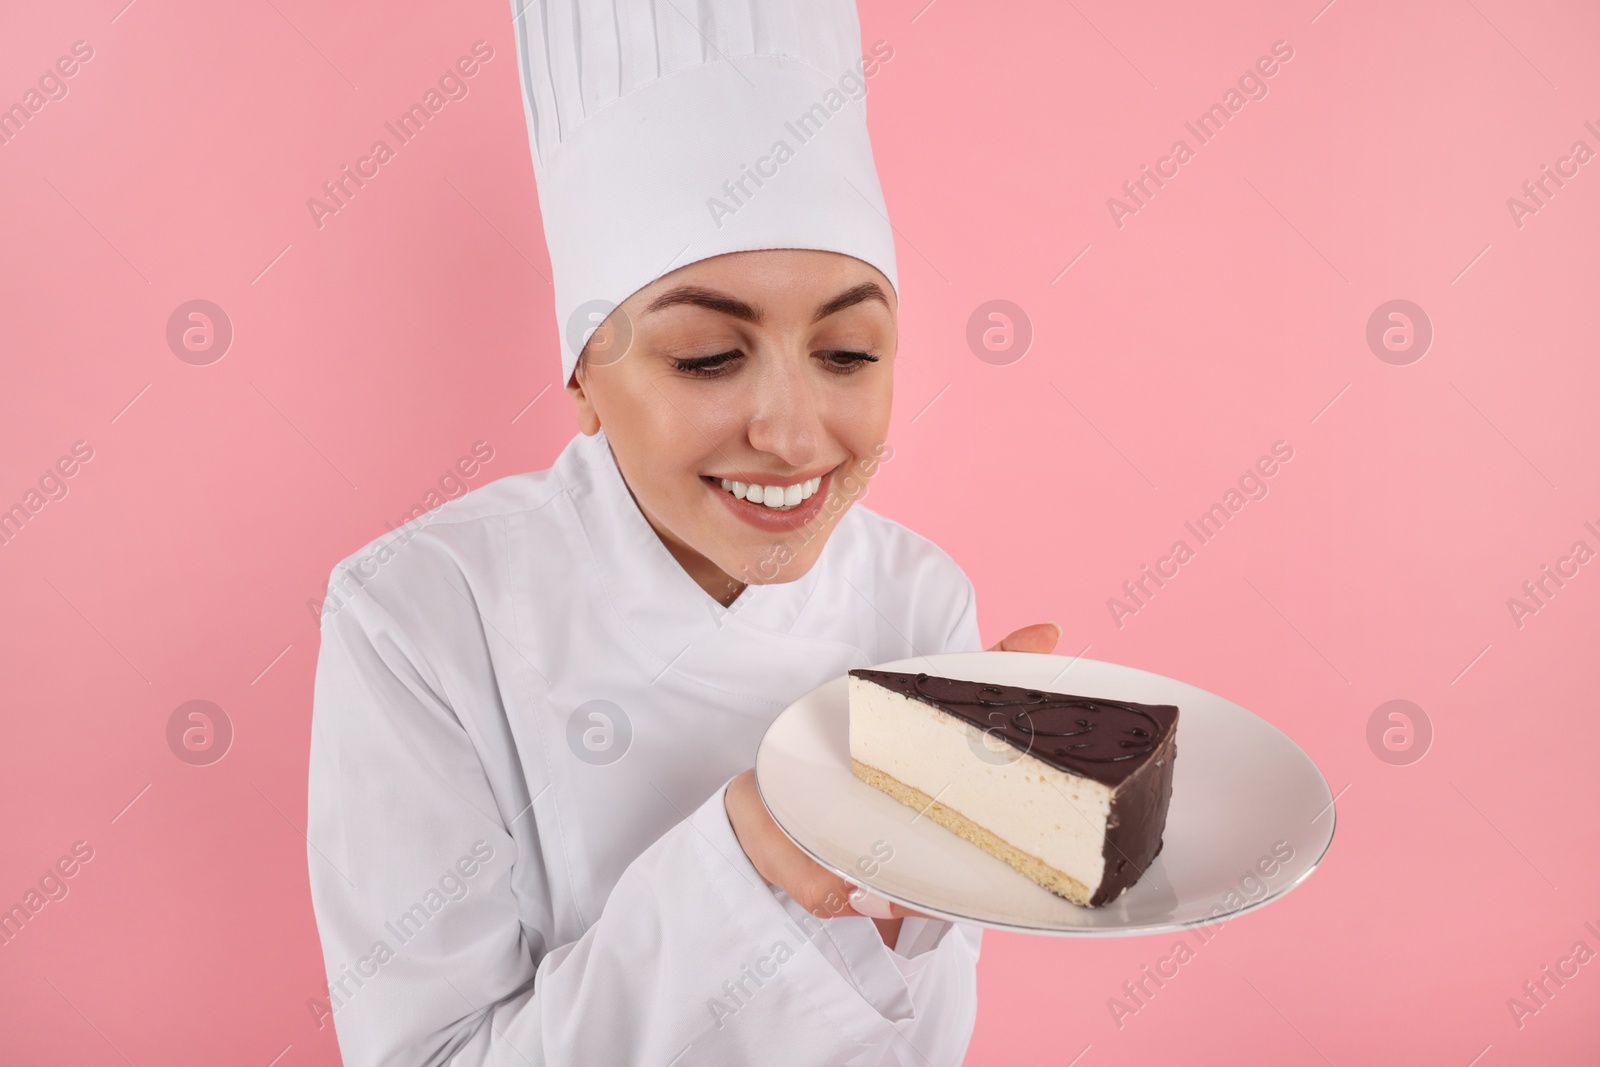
[664, 534, 746, 606]
[629, 492, 747, 607]
[606, 448, 747, 606]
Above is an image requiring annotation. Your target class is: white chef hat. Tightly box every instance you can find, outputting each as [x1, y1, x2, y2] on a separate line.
[511, 0, 900, 385]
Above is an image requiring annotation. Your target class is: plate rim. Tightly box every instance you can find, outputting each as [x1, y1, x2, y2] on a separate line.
[753, 650, 1336, 938]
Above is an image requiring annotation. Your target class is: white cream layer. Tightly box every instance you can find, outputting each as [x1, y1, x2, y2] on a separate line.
[848, 674, 1114, 896]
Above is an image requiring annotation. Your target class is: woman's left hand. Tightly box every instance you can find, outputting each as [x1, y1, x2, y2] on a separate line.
[988, 622, 1061, 654]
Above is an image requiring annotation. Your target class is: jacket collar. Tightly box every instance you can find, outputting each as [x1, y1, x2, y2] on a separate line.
[554, 429, 837, 672]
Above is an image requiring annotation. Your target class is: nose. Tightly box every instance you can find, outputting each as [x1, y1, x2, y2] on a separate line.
[744, 354, 824, 466]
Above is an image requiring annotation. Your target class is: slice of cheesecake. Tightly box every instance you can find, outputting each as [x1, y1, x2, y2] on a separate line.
[847, 669, 1178, 908]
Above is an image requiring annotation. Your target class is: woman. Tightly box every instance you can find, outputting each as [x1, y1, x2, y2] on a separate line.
[306, 2, 1057, 1063]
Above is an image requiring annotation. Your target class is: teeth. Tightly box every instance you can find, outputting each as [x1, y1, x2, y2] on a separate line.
[714, 474, 824, 510]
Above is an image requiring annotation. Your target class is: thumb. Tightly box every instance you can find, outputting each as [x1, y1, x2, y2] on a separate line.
[988, 621, 1062, 654]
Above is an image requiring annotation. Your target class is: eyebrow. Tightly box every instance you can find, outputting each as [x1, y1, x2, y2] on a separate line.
[812, 282, 891, 323]
[642, 281, 890, 325]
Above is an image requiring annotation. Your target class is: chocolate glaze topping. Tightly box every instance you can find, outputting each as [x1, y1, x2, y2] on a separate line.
[848, 669, 1177, 787]
[849, 668, 1180, 906]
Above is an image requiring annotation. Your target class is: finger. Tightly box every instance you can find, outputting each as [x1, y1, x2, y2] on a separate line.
[988, 621, 1061, 653]
[793, 870, 863, 919]
[887, 901, 937, 920]
[846, 886, 896, 919]
[765, 833, 863, 918]
[848, 887, 938, 921]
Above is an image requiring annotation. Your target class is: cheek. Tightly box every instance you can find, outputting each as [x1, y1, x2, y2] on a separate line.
[639, 383, 748, 479]
[600, 374, 738, 504]
[666, 384, 748, 438]
[824, 375, 893, 448]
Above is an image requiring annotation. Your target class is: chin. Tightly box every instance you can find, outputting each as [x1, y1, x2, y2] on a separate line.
[725, 541, 825, 586]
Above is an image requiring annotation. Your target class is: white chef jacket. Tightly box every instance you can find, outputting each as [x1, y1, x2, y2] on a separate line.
[306, 428, 986, 1066]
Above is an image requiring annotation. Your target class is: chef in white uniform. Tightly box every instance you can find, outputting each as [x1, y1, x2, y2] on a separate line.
[305, 2, 1059, 1064]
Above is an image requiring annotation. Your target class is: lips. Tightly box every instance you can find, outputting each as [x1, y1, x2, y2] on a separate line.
[703, 466, 838, 533]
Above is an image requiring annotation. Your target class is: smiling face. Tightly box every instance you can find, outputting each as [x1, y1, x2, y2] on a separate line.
[568, 248, 896, 606]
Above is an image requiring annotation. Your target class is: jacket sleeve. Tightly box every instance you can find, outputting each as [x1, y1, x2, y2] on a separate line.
[306, 561, 977, 1067]
[941, 570, 984, 655]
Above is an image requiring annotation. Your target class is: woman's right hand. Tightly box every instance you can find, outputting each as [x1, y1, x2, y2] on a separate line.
[724, 767, 926, 943]
[724, 768, 861, 916]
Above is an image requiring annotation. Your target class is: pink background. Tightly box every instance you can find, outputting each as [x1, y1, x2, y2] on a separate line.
[3, 0, 1597, 1063]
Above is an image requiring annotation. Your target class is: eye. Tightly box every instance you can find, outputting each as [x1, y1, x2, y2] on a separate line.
[669, 350, 742, 377]
[818, 351, 880, 373]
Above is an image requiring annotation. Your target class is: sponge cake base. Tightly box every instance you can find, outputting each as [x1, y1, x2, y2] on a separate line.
[852, 757, 1096, 907]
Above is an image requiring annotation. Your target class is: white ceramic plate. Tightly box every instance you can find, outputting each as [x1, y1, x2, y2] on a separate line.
[754, 651, 1336, 937]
